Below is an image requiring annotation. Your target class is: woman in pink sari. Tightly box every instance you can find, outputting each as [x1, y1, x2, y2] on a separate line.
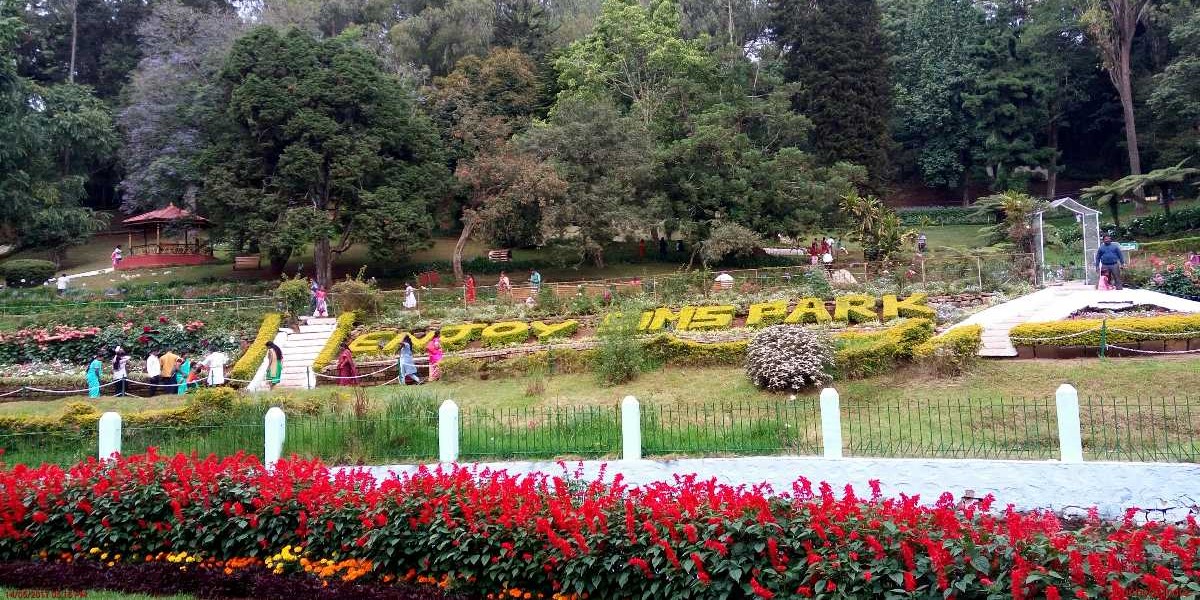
[426, 329, 443, 381]
[464, 275, 476, 305]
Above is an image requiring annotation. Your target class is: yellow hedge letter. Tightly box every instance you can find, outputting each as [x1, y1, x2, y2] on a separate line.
[881, 293, 936, 320]
[785, 298, 833, 324]
[685, 305, 734, 330]
[440, 323, 488, 345]
[384, 330, 436, 353]
[531, 320, 579, 338]
[645, 307, 696, 331]
[747, 300, 788, 327]
[349, 331, 397, 355]
[834, 295, 878, 323]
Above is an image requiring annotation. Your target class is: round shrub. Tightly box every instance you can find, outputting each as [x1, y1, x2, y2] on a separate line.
[745, 325, 834, 391]
[2, 259, 56, 288]
[330, 278, 381, 316]
[274, 276, 311, 318]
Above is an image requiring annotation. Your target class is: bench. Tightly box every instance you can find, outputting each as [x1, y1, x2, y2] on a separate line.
[233, 255, 261, 270]
[487, 249, 512, 262]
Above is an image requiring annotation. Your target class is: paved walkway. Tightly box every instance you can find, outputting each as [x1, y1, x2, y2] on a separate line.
[949, 283, 1200, 357]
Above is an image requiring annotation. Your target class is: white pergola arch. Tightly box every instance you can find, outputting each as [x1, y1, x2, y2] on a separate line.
[1034, 197, 1101, 285]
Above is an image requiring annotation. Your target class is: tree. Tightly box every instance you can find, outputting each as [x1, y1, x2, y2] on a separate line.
[1149, 7, 1200, 166]
[0, 1, 115, 264]
[519, 97, 653, 267]
[389, 0, 495, 78]
[773, 0, 892, 184]
[203, 26, 450, 284]
[1082, 0, 1154, 212]
[973, 190, 1046, 253]
[118, 2, 243, 213]
[1082, 161, 1199, 220]
[840, 193, 915, 262]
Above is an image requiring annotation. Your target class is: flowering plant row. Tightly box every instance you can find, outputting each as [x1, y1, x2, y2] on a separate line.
[0, 313, 240, 366]
[1, 451, 1197, 599]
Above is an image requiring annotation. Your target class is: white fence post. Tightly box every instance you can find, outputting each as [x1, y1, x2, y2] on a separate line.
[1055, 384, 1084, 462]
[97, 412, 121, 461]
[264, 407, 286, 469]
[621, 395, 642, 461]
[439, 400, 460, 463]
[819, 388, 843, 459]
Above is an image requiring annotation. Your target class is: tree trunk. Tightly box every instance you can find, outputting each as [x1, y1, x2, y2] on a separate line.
[1046, 121, 1059, 200]
[268, 252, 289, 276]
[961, 171, 971, 207]
[68, 0, 77, 84]
[452, 216, 476, 283]
[313, 238, 333, 289]
[1115, 43, 1145, 213]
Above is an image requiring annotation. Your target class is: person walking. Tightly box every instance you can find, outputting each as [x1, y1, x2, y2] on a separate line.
[809, 239, 821, 266]
[145, 350, 161, 396]
[86, 351, 104, 398]
[497, 272, 511, 294]
[403, 283, 418, 309]
[313, 286, 329, 317]
[264, 341, 283, 389]
[309, 279, 319, 314]
[1095, 235, 1126, 290]
[917, 233, 927, 253]
[464, 274, 476, 305]
[112, 347, 129, 397]
[336, 342, 358, 386]
[56, 274, 68, 296]
[159, 348, 180, 392]
[397, 335, 420, 385]
[529, 269, 542, 292]
[200, 348, 228, 386]
[426, 330, 443, 381]
[175, 352, 193, 395]
[110, 245, 123, 270]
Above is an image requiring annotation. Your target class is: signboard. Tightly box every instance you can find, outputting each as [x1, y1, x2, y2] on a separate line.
[1119, 242, 1139, 251]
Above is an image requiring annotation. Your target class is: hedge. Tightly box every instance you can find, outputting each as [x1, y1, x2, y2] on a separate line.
[895, 206, 996, 225]
[1, 259, 56, 288]
[481, 321, 531, 347]
[1102, 204, 1200, 239]
[1140, 235, 1200, 254]
[914, 325, 982, 375]
[835, 318, 934, 379]
[1, 452, 1194, 600]
[311, 312, 357, 371]
[532, 320, 579, 341]
[1009, 313, 1200, 346]
[229, 313, 282, 383]
[642, 335, 747, 367]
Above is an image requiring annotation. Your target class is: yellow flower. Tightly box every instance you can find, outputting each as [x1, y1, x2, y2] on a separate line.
[89, 548, 100, 555]
[100, 552, 109, 560]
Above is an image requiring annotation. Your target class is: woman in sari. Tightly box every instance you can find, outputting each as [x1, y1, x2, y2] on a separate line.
[426, 330, 443, 381]
[175, 352, 192, 395]
[336, 342, 358, 386]
[464, 275, 476, 304]
[403, 283, 417, 309]
[265, 342, 283, 389]
[397, 334, 420, 385]
[86, 351, 104, 398]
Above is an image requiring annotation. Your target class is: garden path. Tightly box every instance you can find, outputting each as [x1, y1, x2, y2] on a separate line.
[247, 316, 338, 390]
[948, 283, 1200, 357]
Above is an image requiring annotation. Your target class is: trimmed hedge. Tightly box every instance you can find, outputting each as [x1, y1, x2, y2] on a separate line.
[1009, 313, 1200, 346]
[896, 206, 995, 225]
[481, 321, 531, 347]
[229, 313, 282, 383]
[1140, 236, 1200, 254]
[642, 335, 747, 367]
[532, 320, 580, 341]
[835, 318, 934, 379]
[1104, 205, 1200, 239]
[1, 259, 56, 288]
[914, 325, 982, 375]
[439, 323, 486, 351]
[312, 312, 357, 371]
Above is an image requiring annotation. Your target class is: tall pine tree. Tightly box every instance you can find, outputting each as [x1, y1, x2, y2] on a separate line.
[773, 0, 892, 185]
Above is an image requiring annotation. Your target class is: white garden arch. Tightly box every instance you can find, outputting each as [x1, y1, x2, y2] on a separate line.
[1033, 197, 1101, 285]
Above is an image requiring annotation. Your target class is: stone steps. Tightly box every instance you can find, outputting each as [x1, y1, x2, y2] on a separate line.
[271, 316, 340, 389]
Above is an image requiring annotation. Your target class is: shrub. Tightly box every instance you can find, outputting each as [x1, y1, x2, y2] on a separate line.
[532, 320, 579, 341]
[745, 325, 833, 391]
[330, 278, 382, 316]
[229, 313, 282, 383]
[311, 312, 357, 371]
[274, 276, 311, 319]
[481, 321, 531, 347]
[896, 206, 996, 225]
[435, 356, 478, 382]
[1, 259, 56, 288]
[914, 325, 982, 375]
[439, 323, 485, 351]
[835, 318, 934, 379]
[591, 309, 648, 385]
[1140, 236, 1200, 254]
[1009, 313, 1200, 346]
[642, 335, 746, 367]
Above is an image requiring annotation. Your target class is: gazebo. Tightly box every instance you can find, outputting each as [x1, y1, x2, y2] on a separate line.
[120, 203, 215, 270]
[1033, 197, 1101, 286]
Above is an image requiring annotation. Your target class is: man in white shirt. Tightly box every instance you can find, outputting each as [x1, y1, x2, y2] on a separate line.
[56, 274, 68, 295]
[714, 271, 735, 290]
[145, 351, 161, 397]
[201, 350, 228, 386]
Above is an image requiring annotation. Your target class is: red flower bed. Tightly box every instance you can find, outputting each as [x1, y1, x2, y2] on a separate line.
[0, 451, 1196, 599]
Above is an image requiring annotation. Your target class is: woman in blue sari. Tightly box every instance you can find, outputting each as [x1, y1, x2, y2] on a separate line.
[397, 334, 420, 385]
[86, 351, 104, 398]
[175, 352, 192, 395]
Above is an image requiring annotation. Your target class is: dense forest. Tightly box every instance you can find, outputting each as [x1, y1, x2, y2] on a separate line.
[2, 0, 1198, 278]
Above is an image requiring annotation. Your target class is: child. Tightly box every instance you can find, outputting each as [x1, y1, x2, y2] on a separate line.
[313, 287, 329, 317]
[1098, 268, 1114, 291]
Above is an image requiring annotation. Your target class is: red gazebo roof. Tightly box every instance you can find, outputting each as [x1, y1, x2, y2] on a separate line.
[123, 203, 210, 226]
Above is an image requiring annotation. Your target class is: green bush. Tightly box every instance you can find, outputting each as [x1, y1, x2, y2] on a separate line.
[1140, 236, 1200, 254]
[330, 278, 382, 316]
[229, 313, 282, 383]
[896, 206, 996, 226]
[745, 326, 834, 391]
[834, 318, 934, 379]
[591, 309, 648, 385]
[2, 259, 56, 288]
[914, 325, 982, 375]
[274, 276, 311, 318]
[1009, 313, 1200, 346]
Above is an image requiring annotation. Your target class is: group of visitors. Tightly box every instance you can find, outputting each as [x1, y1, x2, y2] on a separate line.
[807, 236, 845, 267]
[331, 330, 440, 387]
[463, 270, 543, 304]
[84, 347, 229, 398]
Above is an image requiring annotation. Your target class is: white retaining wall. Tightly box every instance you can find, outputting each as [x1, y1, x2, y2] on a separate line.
[347, 456, 1200, 522]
